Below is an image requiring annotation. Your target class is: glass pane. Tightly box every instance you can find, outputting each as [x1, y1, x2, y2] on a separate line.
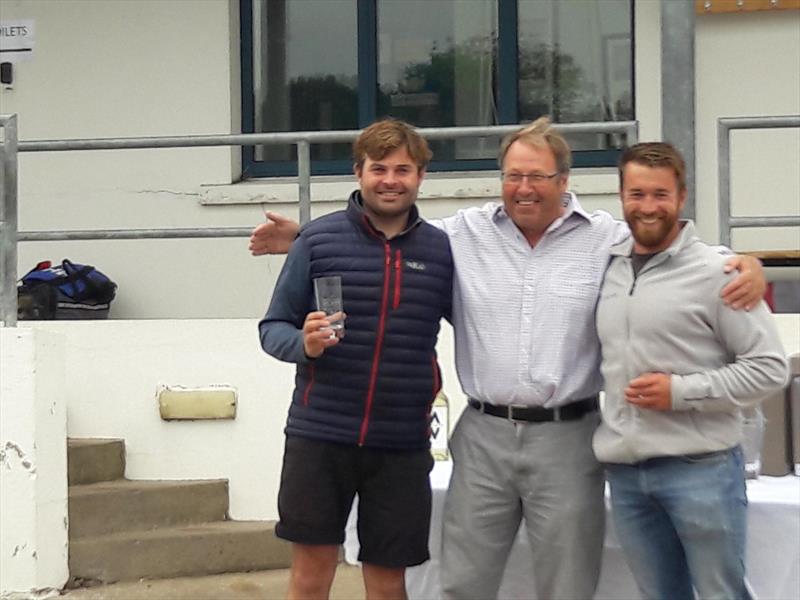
[377, 0, 498, 161]
[518, 0, 633, 151]
[252, 0, 357, 163]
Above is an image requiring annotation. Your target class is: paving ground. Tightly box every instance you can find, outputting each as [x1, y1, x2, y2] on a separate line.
[60, 565, 365, 600]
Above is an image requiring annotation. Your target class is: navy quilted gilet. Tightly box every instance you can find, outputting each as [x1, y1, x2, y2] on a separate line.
[287, 192, 453, 449]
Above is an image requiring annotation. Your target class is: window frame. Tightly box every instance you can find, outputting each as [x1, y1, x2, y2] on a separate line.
[239, 0, 634, 178]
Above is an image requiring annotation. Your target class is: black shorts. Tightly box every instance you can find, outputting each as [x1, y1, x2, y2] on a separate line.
[275, 435, 434, 568]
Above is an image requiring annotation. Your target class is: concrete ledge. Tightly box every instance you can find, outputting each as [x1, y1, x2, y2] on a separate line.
[68, 439, 125, 486]
[69, 521, 290, 583]
[69, 479, 229, 539]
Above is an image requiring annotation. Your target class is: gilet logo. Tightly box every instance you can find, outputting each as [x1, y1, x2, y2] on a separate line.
[405, 260, 426, 271]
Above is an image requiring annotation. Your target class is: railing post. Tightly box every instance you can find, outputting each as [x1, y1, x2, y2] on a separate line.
[0, 114, 19, 327]
[625, 120, 639, 146]
[717, 115, 800, 248]
[718, 119, 732, 248]
[297, 140, 311, 225]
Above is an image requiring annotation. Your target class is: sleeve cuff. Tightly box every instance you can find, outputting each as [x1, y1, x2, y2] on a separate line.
[671, 373, 712, 411]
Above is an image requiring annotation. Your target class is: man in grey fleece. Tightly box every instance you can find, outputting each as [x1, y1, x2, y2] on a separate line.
[593, 142, 788, 600]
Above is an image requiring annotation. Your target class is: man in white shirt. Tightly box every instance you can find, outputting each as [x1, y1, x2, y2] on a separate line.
[249, 118, 765, 599]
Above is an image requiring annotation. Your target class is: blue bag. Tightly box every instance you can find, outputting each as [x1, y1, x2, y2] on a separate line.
[18, 259, 117, 320]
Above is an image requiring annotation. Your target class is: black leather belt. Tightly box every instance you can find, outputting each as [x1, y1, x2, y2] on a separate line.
[468, 396, 599, 423]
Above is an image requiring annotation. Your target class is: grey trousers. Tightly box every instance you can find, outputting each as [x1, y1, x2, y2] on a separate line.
[441, 406, 605, 600]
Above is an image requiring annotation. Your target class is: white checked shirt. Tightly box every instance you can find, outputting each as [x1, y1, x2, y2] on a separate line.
[433, 193, 629, 408]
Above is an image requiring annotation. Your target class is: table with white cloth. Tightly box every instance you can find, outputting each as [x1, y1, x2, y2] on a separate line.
[344, 461, 800, 600]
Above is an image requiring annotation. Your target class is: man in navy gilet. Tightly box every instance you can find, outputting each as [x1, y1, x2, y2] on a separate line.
[259, 119, 453, 600]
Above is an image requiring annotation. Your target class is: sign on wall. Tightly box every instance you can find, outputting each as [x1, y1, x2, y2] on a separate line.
[0, 20, 35, 64]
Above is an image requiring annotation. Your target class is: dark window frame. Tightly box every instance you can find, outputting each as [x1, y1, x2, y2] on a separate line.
[240, 0, 634, 178]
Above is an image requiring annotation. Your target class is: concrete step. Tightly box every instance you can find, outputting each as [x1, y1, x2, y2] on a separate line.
[60, 565, 366, 600]
[69, 479, 229, 539]
[69, 520, 291, 584]
[68, 438, 125, 485]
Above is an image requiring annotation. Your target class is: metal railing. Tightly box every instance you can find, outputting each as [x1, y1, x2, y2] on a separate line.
[718, 115, 800, 248]
[0, 115, 638, 326]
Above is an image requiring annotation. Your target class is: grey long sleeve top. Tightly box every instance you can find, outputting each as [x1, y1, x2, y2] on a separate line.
[593, 220, 788, 464]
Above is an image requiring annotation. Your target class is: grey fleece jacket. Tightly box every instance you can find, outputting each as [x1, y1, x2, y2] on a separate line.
[593, 220, 788, 464]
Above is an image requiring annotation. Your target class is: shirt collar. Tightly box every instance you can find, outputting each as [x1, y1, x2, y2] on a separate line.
[492, 191, 591, 232]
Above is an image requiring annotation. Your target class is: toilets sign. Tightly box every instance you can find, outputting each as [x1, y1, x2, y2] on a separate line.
[0, 20, 35, 64]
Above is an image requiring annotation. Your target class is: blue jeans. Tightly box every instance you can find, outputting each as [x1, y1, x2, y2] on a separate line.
[606, 446, 751, 600]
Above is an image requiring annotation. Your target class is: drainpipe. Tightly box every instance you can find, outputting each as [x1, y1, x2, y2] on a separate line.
[660, 0, 696, 220]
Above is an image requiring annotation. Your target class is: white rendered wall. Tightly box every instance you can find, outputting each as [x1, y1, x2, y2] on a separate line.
[0, 328, 67, 599]
[0, 0, 796, 320]
[0, 0, 268, 319]
[695, 10, 800, 250]
[16, 319, 467, 521]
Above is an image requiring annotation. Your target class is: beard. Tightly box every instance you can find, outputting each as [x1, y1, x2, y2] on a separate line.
[625, 212, 677, 250]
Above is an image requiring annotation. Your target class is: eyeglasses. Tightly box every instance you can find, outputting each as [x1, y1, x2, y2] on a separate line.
[501, 172, 560, 185]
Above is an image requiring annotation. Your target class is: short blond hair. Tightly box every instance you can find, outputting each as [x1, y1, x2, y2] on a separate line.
[497, 116, 572, 173]
[353, 119, 432, 172]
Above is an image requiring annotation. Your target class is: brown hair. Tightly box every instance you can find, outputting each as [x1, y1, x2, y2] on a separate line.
[618, 142, 687, 191]
[353, 119, 432, 172]
[497, 116, 572, 174]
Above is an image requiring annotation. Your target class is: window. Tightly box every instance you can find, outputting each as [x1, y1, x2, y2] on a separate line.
[240, 0, 633, 177]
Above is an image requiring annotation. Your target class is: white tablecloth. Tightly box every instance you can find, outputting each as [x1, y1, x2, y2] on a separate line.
[345, 461, 800, 600]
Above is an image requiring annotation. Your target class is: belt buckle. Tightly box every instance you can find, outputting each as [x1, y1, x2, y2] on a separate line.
[470, 399, 487, 414]
[507, 404, 528, 422]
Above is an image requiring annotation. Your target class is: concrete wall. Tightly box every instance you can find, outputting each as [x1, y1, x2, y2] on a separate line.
[8, 313, 800, 513]
[14, 318, 467, 520]
[0, 328, 68, 598]
[0, 316, 461, 595]
[1, 312, 797, 597]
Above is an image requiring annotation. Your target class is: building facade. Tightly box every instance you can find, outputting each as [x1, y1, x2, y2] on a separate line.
[0, 0, 797, 318]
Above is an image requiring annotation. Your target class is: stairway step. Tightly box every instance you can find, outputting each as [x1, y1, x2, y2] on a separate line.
[60, 565, 366, 599]
[69, 521, 291, 584]
[68, 438, 125, 485]
[69, 479, 229, 539]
